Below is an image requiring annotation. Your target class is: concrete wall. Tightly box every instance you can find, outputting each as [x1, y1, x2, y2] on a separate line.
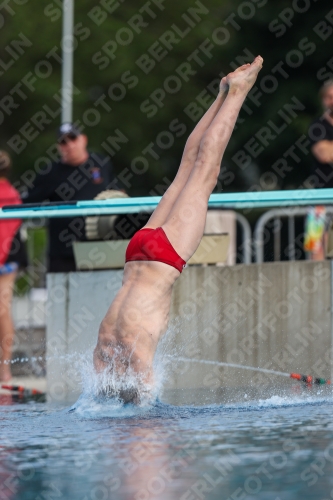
[12, 292, 47, 377]
[46, 261, 333, 403]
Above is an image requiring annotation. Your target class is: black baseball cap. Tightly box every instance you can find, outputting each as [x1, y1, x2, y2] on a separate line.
[57, 123, 81, 143]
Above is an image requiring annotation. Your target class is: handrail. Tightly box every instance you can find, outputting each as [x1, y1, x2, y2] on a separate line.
[1, 189, 333, 219]
[235, 213, 252, 264]
[254, 207, 333, 263]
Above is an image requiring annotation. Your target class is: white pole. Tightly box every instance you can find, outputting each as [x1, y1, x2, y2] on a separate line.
[61, 0, 74, 124]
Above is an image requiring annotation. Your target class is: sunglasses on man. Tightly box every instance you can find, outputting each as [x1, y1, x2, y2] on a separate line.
[58, 134, 78, 145]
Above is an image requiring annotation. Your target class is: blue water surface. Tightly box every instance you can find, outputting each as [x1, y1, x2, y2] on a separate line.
[0, 390, 333, 500]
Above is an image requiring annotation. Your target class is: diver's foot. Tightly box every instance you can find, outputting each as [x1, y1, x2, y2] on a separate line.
[226, 56, 263, 94]
[219, 63, 251, 94]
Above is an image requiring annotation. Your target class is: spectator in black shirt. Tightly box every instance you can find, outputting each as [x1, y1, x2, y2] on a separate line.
[23, 123, 121, 272]
[309, 79, 333, 187]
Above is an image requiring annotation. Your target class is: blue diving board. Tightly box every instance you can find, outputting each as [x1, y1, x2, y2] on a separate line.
[0, 189, 332, 219]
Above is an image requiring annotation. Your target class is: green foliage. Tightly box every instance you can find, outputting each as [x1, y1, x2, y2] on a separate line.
[15, 227, 47, 294]
[1, 0, 331, 195]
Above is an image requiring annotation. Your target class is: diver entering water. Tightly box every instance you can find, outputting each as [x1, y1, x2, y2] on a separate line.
[93, 57, 264, 403]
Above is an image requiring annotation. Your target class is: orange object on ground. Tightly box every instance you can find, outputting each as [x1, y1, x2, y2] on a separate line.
[1, 384, 44, 395]
[290, 373, 330, 385]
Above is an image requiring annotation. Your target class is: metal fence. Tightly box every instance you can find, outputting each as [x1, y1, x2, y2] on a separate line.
[254, 207, 333, 263]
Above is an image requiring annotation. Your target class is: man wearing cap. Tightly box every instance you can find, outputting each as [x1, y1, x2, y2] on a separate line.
[23, 124, 121, 272]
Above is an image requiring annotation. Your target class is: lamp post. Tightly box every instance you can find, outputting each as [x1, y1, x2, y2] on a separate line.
[61, 0, 74, 124]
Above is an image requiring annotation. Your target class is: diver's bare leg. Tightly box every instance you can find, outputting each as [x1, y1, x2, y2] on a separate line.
[147, 66, 251, 228]
[162, 56, 263, 260]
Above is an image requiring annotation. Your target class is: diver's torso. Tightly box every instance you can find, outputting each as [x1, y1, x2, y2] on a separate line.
[97, 260, 180, 371]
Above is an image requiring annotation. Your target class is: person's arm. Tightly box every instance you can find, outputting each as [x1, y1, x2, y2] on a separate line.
[311, 140, 333, 164]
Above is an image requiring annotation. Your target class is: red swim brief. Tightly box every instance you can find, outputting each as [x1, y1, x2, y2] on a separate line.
[125, 227, 186, 273]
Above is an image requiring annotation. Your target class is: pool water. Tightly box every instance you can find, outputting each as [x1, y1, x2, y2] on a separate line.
[1, 389, 332, 500]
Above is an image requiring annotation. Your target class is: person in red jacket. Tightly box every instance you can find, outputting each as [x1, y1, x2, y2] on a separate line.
[0, 151, 26, 381]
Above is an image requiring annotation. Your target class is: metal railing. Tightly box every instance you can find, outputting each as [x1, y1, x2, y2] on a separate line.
[254, 207, 333, 263]
[236, 212, 252, 264]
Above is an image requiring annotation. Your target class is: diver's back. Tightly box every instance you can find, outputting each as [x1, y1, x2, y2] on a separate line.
[99, 260, 178, 343]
